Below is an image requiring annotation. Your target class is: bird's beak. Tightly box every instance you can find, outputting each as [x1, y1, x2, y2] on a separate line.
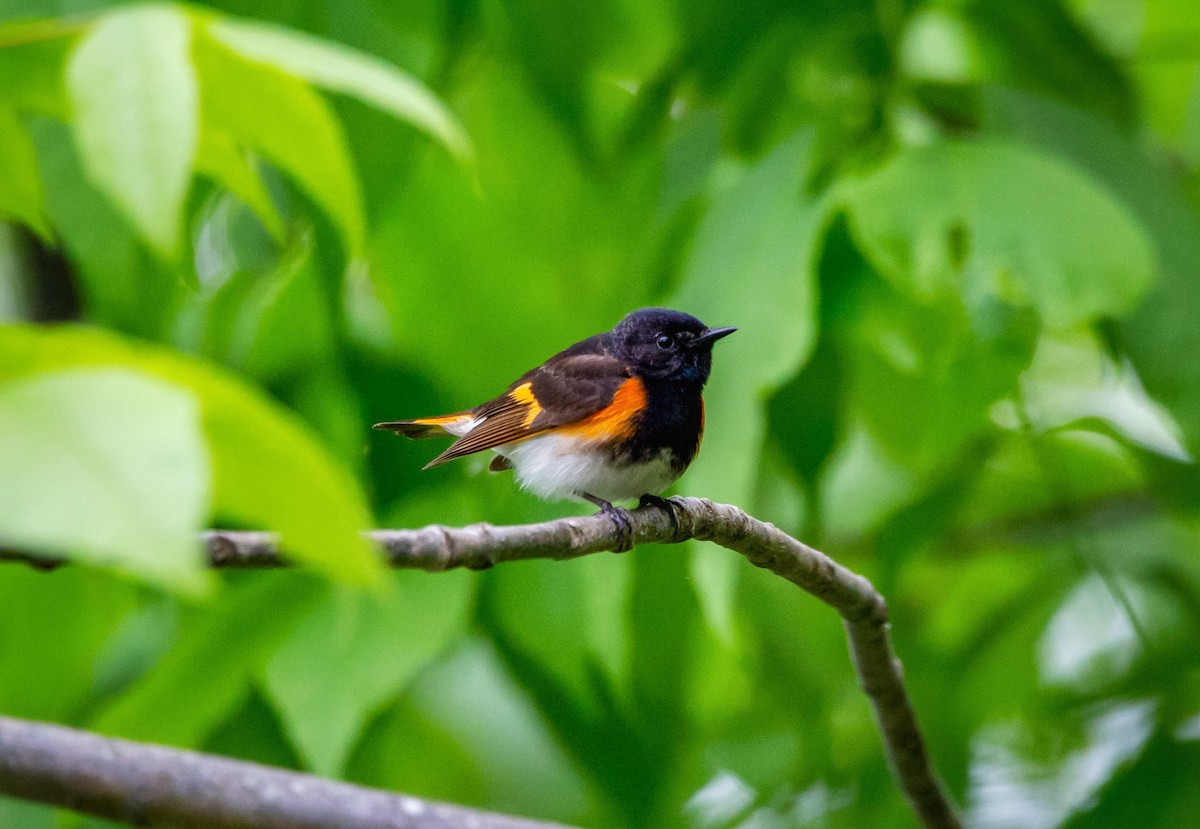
[689, 326, 737, 348]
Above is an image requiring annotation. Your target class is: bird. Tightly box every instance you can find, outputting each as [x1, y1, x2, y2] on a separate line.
[374, 307, 735, 547]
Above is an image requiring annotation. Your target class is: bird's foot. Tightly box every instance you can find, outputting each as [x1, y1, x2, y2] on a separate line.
[637, 493, 683, 537]
[582, 493, 634, 552]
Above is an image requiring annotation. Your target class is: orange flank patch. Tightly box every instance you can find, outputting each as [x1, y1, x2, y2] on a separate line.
[510, 382, 543, 427]
[559, 377, 647, 442]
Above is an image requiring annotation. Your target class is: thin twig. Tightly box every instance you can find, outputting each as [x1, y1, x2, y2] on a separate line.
[0, 715, 575, 829]
[3, 498, 963, 829]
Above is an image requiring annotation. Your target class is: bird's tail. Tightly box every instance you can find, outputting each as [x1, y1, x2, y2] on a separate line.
[373, 413, 473, 439]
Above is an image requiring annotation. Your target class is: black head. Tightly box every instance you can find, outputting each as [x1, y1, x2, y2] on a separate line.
[609, 307, 736, 384]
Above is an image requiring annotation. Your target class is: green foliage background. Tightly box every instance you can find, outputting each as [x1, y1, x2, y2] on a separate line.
[2, 0, 1199, 827]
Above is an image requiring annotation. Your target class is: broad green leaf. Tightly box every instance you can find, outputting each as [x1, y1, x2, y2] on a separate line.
[65, 4, 198, 257]
[0, 325, 380, 584]
[0, 108, 50, 238]
[205, 16, 471, 162]
[848, 283, 1038, 470]
[192, 29, 364, 258]
[843, 139, 1156, 329]
[669, 131, 823, 635]
[94, 573, 324, 746]
[0, 369, 209, 592]
[979, 87, 1200, 463]
[263, 572, 473, 777]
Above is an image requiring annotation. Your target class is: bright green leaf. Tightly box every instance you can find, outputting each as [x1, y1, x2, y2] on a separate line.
[192, 29, 364, 258]
[205, 16, 471, 163]
[843, 139, 1156, 329]
[65, 4, 198, 257]
[94, 573, 324, 746]
[0, 108, 50, 238]
[0, 325, 380, 584]
[263, 572, 474, 777]
[0, 369, 210, 592]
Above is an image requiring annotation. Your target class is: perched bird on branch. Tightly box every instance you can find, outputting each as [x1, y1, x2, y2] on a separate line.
[375, 307, 735, 543]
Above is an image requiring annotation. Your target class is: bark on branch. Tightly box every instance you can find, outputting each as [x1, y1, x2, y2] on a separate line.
[0, 715, 574, 829]
[2, 497, 962, 829]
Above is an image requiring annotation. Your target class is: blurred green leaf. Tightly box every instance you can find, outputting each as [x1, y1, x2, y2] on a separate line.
[0, 20, 75, 119]
[848, 283, 1037, 471]
[959, 0, 1135, 124]
[395, 640, 594, 822]
[0, 566, 139, 721]
[93, 573, 323, 746]
[483, 0, 610, 162]
[192, 27, 364, 258]
[347, 693, 491, 807]
[204, 16, 471, 162]
[372, 71, 643, 405]
[672, 131, 821, 502]
[1064, 729, 1200, 828]
[194, 125, 284, 241]
[65, 3, 198, 257]
[0, 108, 50, 238]
[844, 138, 1156, 329]
[32, 117, 173, 339]
[670, 131, 822, 634]
[0, 368, 210, 592]
[0, 325, 380, 584]
[263, 571, 473, 777]
[979, 87, 1200, 462]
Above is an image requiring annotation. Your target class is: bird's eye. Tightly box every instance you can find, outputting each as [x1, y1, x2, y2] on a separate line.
[656, 334, 675, 350]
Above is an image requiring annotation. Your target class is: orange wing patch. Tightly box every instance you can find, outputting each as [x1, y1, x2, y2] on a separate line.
[510, 382, 543, 427]
[421, 384, 544, 467]
[558, 377, 647, 442]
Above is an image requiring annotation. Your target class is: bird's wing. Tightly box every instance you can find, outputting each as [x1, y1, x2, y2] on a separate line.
[421, 351, 637, 468]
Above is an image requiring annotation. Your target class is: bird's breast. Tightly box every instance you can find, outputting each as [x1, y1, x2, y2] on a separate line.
[500, 433, 681, 503]
[619, 379, 705, 469]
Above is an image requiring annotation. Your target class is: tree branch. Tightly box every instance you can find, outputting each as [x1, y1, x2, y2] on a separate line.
[0, 715, 575, 829]
[3, 498, 962, 829]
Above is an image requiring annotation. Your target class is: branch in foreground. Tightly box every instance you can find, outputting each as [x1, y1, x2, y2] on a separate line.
[0, 715, 574, 829]
[208, 497, 963, 829]
[3, 498, 962, 829]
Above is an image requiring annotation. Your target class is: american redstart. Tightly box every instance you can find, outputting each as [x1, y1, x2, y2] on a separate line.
[375, 307, 735, 543]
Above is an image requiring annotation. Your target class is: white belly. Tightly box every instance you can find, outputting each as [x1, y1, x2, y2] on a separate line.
[498, 433, 680, 504]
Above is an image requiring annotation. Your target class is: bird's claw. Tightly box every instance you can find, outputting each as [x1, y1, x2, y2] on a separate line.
[603, 502, 634, 552]
[582, 492, 634, 552]
[637, 493, 683, 537]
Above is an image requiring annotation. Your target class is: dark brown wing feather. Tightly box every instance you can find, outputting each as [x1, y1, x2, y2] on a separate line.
[424, 342, 629, 468]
